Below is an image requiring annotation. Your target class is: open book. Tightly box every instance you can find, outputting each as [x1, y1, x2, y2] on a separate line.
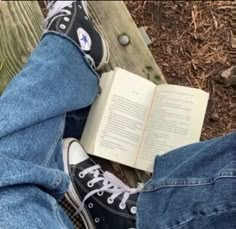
[81, 68, 209, 172]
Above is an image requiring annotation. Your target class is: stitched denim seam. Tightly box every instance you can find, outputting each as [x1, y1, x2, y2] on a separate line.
[218, 161, 236, 174]
[161, 141, 233, 180]
[54, 205, 69, 229]
[170, 208, 236, 229]
[42, 117, 65, 167]
[51, 171, 62, 189]
[45, 195, 69, 229]
[144, 174, 236, 192]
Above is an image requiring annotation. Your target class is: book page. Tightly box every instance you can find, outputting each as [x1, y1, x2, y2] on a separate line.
[135, 84, 209, 172]
[94, 68, 156, 167]
[80, 72, 115, 154]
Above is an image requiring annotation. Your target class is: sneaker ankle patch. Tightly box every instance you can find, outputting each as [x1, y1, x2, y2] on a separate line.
[77, 28, 92, 51]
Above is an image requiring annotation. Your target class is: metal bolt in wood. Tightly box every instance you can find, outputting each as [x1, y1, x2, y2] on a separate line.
[118, 34, 130, 46]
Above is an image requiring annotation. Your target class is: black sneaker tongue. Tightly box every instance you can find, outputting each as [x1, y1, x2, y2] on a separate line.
[75, 158, 97, 171]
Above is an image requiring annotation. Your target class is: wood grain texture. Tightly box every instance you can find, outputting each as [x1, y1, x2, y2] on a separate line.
[88, 1, 166, 85]
[0, 1, 44, 94]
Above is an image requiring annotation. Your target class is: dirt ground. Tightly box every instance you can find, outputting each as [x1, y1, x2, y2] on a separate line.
[126, 1, 234, 140]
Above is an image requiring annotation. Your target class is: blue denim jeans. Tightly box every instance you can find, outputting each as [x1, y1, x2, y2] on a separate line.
[137, 132, 236, 229]
[0, 34, 99, 228]
[1, 32, 235, 229]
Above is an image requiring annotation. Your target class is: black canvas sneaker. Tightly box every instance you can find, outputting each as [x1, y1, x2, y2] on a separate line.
[62, 138, 142, 229]
[43, 1, 109, 70]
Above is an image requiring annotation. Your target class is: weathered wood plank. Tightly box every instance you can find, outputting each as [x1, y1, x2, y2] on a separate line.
[88, 1, 166, 85]
[0, 1, 44, 94]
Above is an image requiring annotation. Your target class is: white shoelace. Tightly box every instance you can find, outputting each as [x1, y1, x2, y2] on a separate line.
[44, 1, 75, 29]
[44, 1, 89, 28]
[74, 164, 143, 216]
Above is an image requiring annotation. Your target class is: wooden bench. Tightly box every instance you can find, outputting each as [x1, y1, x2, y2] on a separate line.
[0, 1, 166, 228]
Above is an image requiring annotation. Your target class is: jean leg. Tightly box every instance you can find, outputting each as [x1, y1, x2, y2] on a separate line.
[64, 106, 91, 139]
[0, 34, 98, 139]
[137, 132, 236, 229]
[0, 34, 98, 228]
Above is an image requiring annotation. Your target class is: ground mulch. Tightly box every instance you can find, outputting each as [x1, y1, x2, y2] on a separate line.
[126, 1, 234, 140]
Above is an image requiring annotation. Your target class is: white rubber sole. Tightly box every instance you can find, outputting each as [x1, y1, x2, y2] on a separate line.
[97, 36, 110, 70]
[62, 138, 96, 229]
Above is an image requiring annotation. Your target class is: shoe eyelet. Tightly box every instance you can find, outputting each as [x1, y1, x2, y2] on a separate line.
[78, 5, 82, 9]
[88, 203, 94, 208]
[131, 206, 137, 214]
[59, 24, 66, 30]
[64, 17, 70, 22]
[107, 198, 114, 204]
[84, 16, 88, 20]
[119, 203, 126, 210]
[87, 181, 94, 188]
[97, 191, 104, 196]
[78, 172, 85, 178]
[94, 217, 100, 223]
